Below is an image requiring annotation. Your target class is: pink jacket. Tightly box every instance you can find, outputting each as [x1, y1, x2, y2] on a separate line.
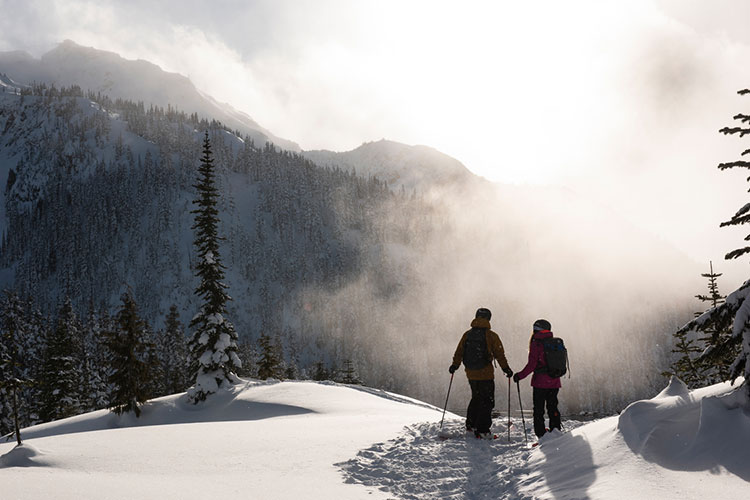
[515, 330, 562, 389]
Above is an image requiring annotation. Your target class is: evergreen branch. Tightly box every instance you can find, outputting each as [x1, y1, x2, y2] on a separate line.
[731, 202, 750, 219]
[720, 214, 750, 227]
[734, 113, 750, 124]
[719, 127, 750, 137]
[739, 89, 750, 95]
[724, 247, 750, 260]
[743, 149, 750, 156]
[718, 161, 750, 170]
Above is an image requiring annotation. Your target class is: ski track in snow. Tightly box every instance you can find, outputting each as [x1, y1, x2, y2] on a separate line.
[337, 418, 585, 500]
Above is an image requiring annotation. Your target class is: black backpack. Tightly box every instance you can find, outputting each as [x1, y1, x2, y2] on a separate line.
[463, 327, 491, 370]
[535, 337, 568, 378]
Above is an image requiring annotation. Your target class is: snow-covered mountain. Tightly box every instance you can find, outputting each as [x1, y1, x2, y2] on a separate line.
[0, 377, 747, 499]
[0, 40, 299, 151]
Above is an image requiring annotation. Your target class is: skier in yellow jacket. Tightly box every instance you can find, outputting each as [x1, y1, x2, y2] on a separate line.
[449, 308, 513, 439]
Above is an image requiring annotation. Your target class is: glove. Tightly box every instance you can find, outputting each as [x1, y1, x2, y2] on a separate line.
[502, 367, 513, 378]
[512, 373, 520, 383]
[449, 364, 458, 374]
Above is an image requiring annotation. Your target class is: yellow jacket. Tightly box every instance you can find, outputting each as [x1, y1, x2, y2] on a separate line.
[452, 317, 510, 380]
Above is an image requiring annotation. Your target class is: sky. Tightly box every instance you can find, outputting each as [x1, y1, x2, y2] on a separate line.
[1, 0, 750, 287]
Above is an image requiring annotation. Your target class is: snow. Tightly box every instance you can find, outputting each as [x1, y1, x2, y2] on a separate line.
[1, 379, 748, 499]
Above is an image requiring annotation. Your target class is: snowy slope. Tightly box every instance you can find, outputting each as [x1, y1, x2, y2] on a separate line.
[1, 379, 748, 499]
[0, 380, 442, 499]
[0, 40, 299, 151]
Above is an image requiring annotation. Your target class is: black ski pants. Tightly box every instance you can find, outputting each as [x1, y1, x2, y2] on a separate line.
[532, 387, 561, 438]
[466, 379, 495, 434]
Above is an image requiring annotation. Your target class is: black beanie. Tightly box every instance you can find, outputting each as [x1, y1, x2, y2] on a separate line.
[533, 319, 551, 331]
[475, 308, 492, 320]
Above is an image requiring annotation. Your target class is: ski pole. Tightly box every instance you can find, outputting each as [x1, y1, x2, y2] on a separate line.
[516, 380, 528, 445]
[440, 373, 454, 431]
[507, 376, 511, 442]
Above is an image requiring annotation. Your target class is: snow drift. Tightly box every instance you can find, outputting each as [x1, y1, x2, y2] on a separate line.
[617, 376, 749, 479]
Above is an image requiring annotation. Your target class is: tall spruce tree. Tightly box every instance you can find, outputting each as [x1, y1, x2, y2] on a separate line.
[107, 289, 152, 417]
[187, 131, 241, 402]
[39, 298, 82, 422]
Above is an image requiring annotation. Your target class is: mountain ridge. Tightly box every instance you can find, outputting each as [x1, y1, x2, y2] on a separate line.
[0, 40, 300, 152]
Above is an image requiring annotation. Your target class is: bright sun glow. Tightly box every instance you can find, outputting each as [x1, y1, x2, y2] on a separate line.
[264, 0, 653, 184]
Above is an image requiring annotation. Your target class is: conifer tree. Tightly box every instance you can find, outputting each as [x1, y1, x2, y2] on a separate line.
[18, 296, 46, 428]
[284, 336, 301, 380]
[107, 289, 152, 417]
[0, 291, 31, 444]
[312, 360, 331, 381]
[718, 90, 750, 394]
[663, 328, 704, 388]
[694, 262, 736, 382]
[39, 298, 82, 422]
[340, 359, 362, 385]
[256, 333, 282, 380]
[159, 305, 188, 395]
[679, 91, 750, 399]
[718, 91, 750, 261]
[141, 323, 163, 399]
[235, 339, 258, 378]
[187, 131, 241, 402]
[81, 304, 112, 411]
[695, 261, 726, 309]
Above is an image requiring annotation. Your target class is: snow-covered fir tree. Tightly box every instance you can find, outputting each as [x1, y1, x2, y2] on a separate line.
[106, 289, 153, 417]
[187, 132, 241, 402]
[39, 298, 82, 422]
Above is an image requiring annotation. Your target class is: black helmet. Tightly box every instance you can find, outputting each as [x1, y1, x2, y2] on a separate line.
[475, 308, 492, 320]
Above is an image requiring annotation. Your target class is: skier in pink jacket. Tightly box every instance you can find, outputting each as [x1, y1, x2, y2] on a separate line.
[513, 319, 562, 438]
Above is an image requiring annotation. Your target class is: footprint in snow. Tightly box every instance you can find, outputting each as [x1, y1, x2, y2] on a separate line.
[336, 419, 544, 499]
